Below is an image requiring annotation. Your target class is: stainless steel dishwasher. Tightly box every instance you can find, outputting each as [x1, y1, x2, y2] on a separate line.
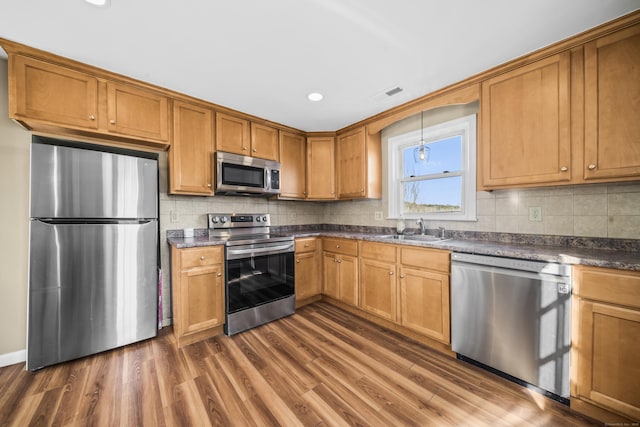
[451, 252, 572, 402]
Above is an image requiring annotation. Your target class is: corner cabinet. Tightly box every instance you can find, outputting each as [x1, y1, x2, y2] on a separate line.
[571, 266, 640, 423]
[322, 238, 359, 306]
[306, 136, 336, 200]
[480, 53, 571, 188]
[583, 23, 640, 181]
[169, 100, 214, 195]
[336, 126, 382, 199]
[279, 131, 306, 199]
[8, 54, 169, 148]
[171, 246, 225, 348]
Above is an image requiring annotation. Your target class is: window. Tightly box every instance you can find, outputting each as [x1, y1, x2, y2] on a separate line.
[387, 114, 476, 221]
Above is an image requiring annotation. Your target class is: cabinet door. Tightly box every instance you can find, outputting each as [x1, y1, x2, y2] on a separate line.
[339, 255, 359, 306]
[584, 24, 640, 180]
[216, 113, 250, 155]
[169, 100, 214, 195]
[322, 252, 340, 299]
[576, 299, 640, 420]
[337, 129, 366, 198]
[307, 136, 336, 199]
[279, 131, 306, 198]
[251, 123, 279, 160]
[399, 267, 450, 343]
[480, 53, 571, 188]
[179, 264, 224, 335]
[106, 82, 169, 141]
[360, 258, 397, 321]
[11, 55, 99, 129]
[295, 251, 321, 301]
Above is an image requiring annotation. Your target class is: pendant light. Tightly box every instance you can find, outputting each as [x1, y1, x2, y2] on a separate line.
[413, 111, 430, 163]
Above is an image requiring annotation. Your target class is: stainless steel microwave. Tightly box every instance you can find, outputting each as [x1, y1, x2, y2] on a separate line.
[215, 151, 281, 195]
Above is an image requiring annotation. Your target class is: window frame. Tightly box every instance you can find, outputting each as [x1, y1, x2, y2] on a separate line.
[387, 113, 477, 221]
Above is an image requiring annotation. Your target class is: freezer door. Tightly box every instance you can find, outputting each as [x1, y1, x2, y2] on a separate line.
[31, 141, 157, 219]
[28, 220, 158, 370]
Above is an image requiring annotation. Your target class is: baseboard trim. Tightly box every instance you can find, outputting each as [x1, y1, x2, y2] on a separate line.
[0, 349, 26, 368]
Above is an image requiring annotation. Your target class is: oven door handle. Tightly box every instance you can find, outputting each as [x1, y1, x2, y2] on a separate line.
[227, 243, 294, 259]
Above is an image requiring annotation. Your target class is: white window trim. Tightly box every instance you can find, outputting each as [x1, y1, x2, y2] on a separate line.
[387, 114, 477, 221]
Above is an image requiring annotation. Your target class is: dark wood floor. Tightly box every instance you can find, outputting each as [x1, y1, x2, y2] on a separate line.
[0, 302, 601, 426]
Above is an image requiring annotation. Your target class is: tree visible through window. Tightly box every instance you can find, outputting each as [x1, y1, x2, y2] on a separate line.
[388, 114, 476, 221]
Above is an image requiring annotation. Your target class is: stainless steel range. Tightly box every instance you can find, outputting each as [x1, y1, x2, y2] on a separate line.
[207, 213, 295, 335]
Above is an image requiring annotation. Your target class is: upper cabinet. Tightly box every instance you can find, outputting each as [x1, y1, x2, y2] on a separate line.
[278, 131, 306, 199]
[307, 136, 336, 200]
[169, 100, 215, 195]
[480, 53, 572, 188]
[9, 54, 169, 149]
[336, 127, 381, 199]
[215, 112, 279, 161]
[11, 55, 99, 130]
[583, 24, 640, 181]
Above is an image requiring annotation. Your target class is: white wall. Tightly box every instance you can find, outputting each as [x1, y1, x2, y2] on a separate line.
[0, 59, 30, 361]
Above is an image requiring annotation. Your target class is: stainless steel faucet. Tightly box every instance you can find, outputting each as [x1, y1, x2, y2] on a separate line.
[438, 226, 446, 239]
[417, 218, 426, 235]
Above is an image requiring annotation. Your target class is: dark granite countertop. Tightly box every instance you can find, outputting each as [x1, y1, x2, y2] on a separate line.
[167, 227, 640, 272]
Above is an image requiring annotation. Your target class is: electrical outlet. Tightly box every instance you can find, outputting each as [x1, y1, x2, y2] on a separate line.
[529, 206, 542, 222]
[170, 210, 179, 223]
[374, 211, 383, 221]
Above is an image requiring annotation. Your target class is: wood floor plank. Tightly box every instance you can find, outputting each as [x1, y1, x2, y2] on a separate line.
[0, 301, 603, 427]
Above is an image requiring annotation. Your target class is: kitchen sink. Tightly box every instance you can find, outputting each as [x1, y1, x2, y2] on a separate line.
[378, 234, 450, 243]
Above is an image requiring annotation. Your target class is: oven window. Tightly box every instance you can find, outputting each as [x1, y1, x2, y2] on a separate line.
[222, 163, 264, 188]
[226, 252, 294, 313]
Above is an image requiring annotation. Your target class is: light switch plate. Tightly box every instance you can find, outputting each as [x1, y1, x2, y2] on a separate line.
[529, 206, 542, 222]
[374, 211, 383, 221]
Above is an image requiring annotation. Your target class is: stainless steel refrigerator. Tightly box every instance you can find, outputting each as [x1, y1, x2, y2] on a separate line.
[28, 136, 158, 370]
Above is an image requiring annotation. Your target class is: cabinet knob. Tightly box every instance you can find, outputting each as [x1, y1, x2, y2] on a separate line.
[336, 245, 340, 248]
[89, 114, 95, 121]
[207, 184, 212, 188]
[242, 146, 247, 151]
[296, 259, 300, 263]
[252, 148, 257, 152]
[217, 272, 222, 277]
[304, 244, 309, 247]
[389, 271, 394, 275]
[200, 256, 205, 260]
[588, 164, 597, 170]
[560, 166, 568, 172]
[109, 119, 116, 125]
[400, 274, 405, 278]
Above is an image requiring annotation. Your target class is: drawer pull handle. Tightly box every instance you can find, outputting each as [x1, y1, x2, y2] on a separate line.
[336, 245, 340, 248]
[109, 119, 116, 125]
[588, 164, 597, 170]
[560, 166, 568, 172]
[304, 244, 309, 247]
[200, 256, 205, 261]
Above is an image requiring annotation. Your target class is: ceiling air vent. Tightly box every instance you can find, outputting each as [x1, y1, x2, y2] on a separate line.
[385, 87, 403, 97]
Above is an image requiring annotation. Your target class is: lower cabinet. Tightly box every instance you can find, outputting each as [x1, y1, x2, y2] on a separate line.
[171, 245, 225, 347]
[572, 266, 640, 423]
[295, 237, 322, 306]
[322, 238, 359, 306]
[359, 242, 398, 322]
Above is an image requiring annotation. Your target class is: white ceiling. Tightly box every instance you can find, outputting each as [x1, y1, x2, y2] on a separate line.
[1, 0, 638, 131]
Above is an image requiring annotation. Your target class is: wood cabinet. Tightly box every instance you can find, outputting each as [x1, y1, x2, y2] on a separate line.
[215, 113, 279, 161]
[336, 127, 381, 199]
[9, 54, 169, 147]
[480, 53, 571, 188]
[170, 245, 225, 347]
[571, 266, 640, 423]
[583, 23, 640, 181]
[399, 247, 451, 343]
[322, 238, 359, 306]
[279, 131, 306, 199]
[359, 242, 398, 322]
[169, 100, 214, 195]
[294, 237, 321, 306]
[306, 136, 336, 200]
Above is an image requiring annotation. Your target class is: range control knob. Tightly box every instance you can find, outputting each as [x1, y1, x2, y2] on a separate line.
[211, 216, 219, 224]
[262, 215, 268, 222]
[256, 217, 261, 222]
[220, 216, 228, 223]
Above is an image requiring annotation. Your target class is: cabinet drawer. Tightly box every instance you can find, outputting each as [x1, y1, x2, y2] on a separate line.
[323, 238, 358, 256]
[574, 266, 640, 309]
[180, 246, 223, 270]
[400, 247, 450, 273]
[295, 237, 318, 253]
[360, 241, 397, 263]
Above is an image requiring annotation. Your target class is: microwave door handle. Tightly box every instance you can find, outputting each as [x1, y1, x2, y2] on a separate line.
[265, 168, 271, 191]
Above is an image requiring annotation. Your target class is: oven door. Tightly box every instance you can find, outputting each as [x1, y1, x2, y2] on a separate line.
[225, 242, 294, 314]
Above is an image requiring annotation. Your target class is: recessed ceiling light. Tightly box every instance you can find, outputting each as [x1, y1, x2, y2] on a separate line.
[307, 92, 323, 102]
[84, 0, 110, 7]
